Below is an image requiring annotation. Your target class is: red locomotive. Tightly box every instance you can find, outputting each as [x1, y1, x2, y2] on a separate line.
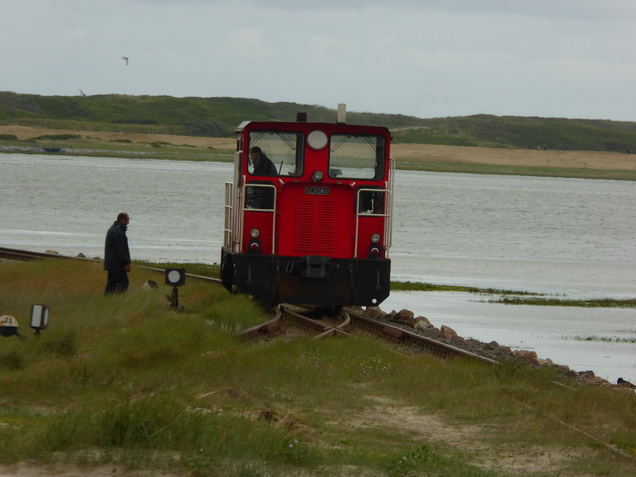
[221, 107, 393, 306]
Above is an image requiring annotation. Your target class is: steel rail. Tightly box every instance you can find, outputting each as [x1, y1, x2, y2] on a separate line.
[238, 307, 284, 341]
[345, 307, 497, 364]
[0, 247, 223, 284]
[280, 305, 351, 338]
[239, 305, 352, 342]
[313, 310, 351, 339]
[0, 247, 94, 262]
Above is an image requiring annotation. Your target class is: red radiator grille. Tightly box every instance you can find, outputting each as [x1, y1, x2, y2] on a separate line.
[295, 199, 336, 254]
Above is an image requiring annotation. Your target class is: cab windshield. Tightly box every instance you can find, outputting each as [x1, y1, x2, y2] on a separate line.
[248, 130, 303, 176]
[329, 134, 385, 180]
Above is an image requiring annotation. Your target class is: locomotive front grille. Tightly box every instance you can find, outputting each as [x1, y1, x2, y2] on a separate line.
[295, 199, 336, 254]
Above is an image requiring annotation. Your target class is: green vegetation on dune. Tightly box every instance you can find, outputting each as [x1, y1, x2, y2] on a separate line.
[491, 296, 636, 308]
[392, 114, 636, 151]
[1, 260, 635, 476]
[2, 91, 636, 152]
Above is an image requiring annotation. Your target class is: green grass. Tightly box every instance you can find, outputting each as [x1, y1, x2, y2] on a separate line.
[392, 115, 636, 151]
[1, 259, 635, 475]
[391, 280, 539, 295]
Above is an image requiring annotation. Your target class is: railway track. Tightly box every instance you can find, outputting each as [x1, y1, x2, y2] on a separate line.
[240, 304, 497, 364]
[239, 305, 352, 342]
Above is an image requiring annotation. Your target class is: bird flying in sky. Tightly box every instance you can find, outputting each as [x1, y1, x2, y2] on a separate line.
[121, 56, 129, 66]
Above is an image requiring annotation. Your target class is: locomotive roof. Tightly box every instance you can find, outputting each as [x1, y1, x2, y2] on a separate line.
[236, 120, 391, 137]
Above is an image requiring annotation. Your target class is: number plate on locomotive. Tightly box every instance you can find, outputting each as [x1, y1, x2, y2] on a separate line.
[305, 186, 330, 195]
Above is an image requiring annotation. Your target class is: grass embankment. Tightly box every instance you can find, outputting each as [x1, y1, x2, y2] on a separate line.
[1, 259, 635, 476]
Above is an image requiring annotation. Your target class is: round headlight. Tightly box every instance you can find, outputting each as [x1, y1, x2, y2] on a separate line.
[250, 229, 260, 238]
[307, 130, 328, 150]
[312, 170, 324, 182]
[371, 233, 381, 243]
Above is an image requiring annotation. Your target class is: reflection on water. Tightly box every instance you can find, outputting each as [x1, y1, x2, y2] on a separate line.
[1, 153, 635, 382]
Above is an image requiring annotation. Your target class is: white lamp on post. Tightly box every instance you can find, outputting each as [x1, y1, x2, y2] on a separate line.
[30, 304, 49, 335]
[165, 268, 186, 308]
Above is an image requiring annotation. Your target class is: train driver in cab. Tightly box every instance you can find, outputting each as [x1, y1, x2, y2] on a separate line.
[249, 146, 278, 175]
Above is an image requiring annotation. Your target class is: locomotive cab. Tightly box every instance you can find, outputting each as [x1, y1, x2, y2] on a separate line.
[221, 111, 393, 306]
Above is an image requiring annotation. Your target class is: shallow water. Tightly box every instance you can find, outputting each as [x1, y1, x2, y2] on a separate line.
[382, 291, 636, 383]
[391, 170, 636, 297]
[1, 153, 634, 382]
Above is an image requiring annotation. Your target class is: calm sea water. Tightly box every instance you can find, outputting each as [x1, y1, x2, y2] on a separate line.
[1, 153, 635, 382]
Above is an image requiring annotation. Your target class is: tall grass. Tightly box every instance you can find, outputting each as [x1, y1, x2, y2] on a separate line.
[1, 259, 635, 475]
[38, 394, 320, 470]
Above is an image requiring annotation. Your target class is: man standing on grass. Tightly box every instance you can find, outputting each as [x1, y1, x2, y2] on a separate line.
[104, 212, 131, 295]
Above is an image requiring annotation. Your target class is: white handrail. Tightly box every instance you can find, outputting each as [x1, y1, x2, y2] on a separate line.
[386, 157, 395, 256]
[223, 182, 233, 250]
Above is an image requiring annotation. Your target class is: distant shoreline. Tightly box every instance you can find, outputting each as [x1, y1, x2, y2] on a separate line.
[2, 125, 635, 181]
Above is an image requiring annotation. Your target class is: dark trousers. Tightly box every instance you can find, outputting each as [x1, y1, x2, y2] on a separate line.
[105, 270, 129, 295]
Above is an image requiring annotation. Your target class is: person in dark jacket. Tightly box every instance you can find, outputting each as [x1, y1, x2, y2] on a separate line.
[249, 147, 278, 175]
[104, 212, 131, 295]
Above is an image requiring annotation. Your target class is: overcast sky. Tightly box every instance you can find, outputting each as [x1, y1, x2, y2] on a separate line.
[2, 0, 635, 121]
